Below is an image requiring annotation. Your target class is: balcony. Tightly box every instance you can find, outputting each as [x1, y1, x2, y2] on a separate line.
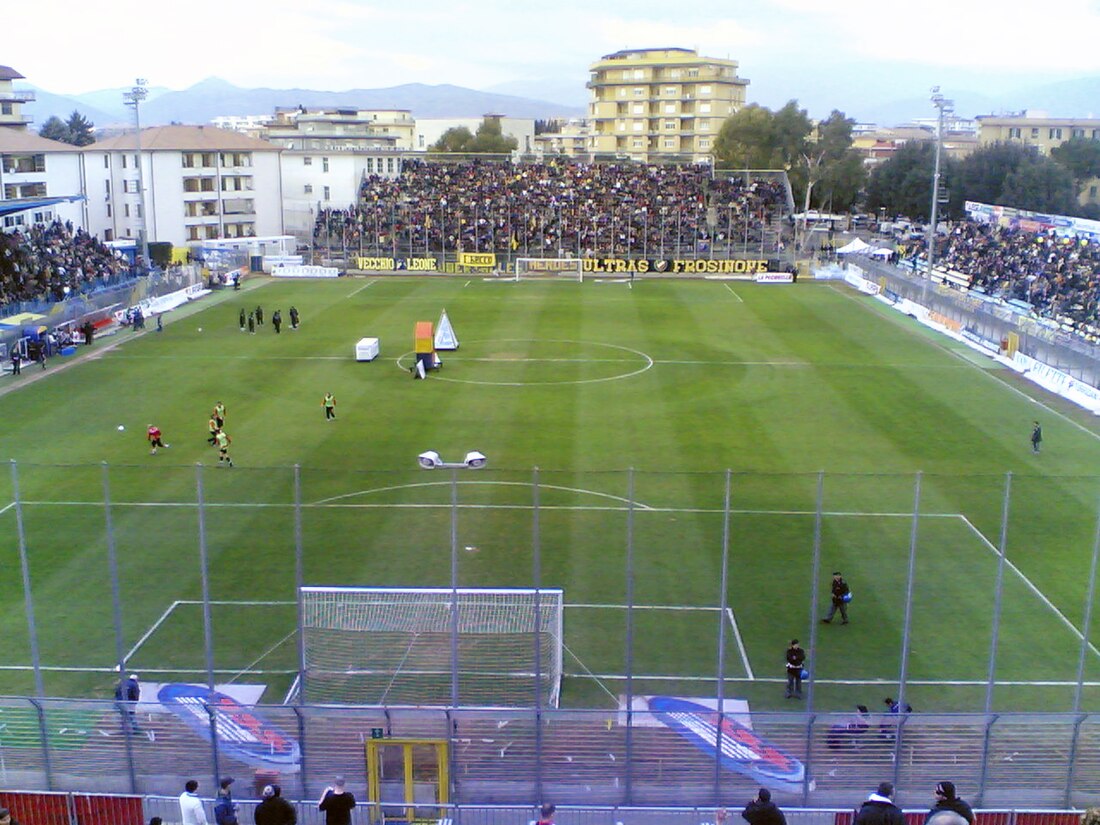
[0, 90, 35, 103]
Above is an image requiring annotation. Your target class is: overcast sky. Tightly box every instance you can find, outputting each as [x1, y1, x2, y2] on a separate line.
[9, 0, 1100, 108]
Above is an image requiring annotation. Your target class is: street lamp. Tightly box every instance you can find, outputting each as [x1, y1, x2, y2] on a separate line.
[123, 78, 152, 272]
[925, 87, 953, 304]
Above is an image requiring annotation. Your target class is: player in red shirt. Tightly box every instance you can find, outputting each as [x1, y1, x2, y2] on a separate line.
[147, 425, 170, 455]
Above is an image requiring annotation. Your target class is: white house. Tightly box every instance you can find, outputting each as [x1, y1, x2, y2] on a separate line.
[0, 128, 87, 232]
[414, 115, 536, 153]
[84, 125, 283, 246]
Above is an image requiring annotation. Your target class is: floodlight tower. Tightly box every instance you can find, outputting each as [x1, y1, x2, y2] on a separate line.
[123, 78, 152, 272]
[924, 87, 953, 304]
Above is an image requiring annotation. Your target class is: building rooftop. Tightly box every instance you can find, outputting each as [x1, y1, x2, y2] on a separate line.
[0, 66, 26, 81]
[600, 47, 697, 60]
[0, 130, 82, 153]
[90, 125, 281, 152]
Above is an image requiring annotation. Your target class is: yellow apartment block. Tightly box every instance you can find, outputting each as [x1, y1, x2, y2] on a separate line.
[587, 48, 748, 162]
[978, 114, 1100, 205]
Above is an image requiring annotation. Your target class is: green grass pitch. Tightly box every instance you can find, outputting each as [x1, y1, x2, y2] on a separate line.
[1, 275, 1099, 713]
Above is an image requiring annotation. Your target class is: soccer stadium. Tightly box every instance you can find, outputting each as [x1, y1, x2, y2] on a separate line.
[2, 64, 1100, 825]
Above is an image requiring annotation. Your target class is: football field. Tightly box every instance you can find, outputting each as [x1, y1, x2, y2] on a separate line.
[1, 275, 1099, 713]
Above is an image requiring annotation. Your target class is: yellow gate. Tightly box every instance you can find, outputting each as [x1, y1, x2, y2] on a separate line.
[365, 738, 449, 824]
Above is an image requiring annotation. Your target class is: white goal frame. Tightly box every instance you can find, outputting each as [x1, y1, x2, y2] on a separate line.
[513, 257, 584, 282]
[299, 586, 564, 708]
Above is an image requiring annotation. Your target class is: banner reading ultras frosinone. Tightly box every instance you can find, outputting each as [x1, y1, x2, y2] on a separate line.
[583, 258, 770, 274]
[355, 257, 439, 272]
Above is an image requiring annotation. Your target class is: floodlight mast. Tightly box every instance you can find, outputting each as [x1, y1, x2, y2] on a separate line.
[925, 87, 953, 305]
[122, 78, 152, 272]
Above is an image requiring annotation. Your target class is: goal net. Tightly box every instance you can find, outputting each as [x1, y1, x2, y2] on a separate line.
[514, 257, 584, 281]
[299, 586, 564, 707]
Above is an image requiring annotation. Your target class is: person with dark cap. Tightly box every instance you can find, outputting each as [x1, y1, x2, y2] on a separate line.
[926, 781, 974, 824]
[822, 571, 851, 624]
[785, 639, 806, 699]
[318, 776, 356, 825]
[255, 784, 296, 825]
[536, 804, 556, 825]
[215, 778, 239, 825]
[0, 807, 21, 825]
[853, 782, 905, 825]
[741, 787, 787, 825]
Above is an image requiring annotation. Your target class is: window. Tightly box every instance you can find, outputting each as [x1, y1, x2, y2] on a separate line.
[304, 156, 313, 166]
[631, 137, 644, 148]
[366, 157, 374, 173]
[304, 184, 313, 194]
[1, 102, 12, 115]
[664, 120, 676, 130]
[135, 203, 142, 218]
[663, 138, 677, 149]
[633, 69, 644, 79]
[664, 103, 676, 114]
[632, 104, 644, 115]
[617, 121, 626, 131]
[699, 120, 711, 131]
[699, 102, 712, 114]
[387, 157, 394, 173]
[617, 87, 627, 98]
[121, 155, 127, 169]
[124, 204, 130, 217]
[669, 69, 681, 78]
[687, 69, 699, 78]
[1031, 128, 1040, 138]
[105, 180, 111, 195]
[106, 203, 112, 217]
[323, 185, 331, 200]
[665, 86, 677, 96]
[1008, 127, 1021, 139]
[700, 85, 712, 94]
[322, 157, 329, 172]
[104, 155, 109, 168]
[1049, 128, 1063, 139]
[1073, 129, 1085, 137]
[699, 137, 711, 149]
[124, 180, 139, 193]
[633, 87, 644, 97]
[632, 122, 643, 132]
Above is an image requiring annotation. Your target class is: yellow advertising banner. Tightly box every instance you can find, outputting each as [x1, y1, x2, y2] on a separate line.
[457, 253, 497, 269]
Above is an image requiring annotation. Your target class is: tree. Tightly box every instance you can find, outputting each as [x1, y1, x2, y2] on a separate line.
[429, 118, 517, 154]
[1050, 136, 1100, 192]
[866, 141, 941, 221]
[999, 156, 1078, 215]
[65, 111, 95, 146]
[713, 104, 781, 170]
[39, 116, 71, 144]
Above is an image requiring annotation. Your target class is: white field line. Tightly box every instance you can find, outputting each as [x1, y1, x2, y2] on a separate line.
[124, 600, 181, 662]
[0, 502, 14, 517]
[313, 480, 657, 510]
[833, 282, 1100, 444]
[17, 499, 962, 519]
[958, 514, 1100, 660]
[565, 672, 1100, 686]
[727, 607, 754, 679]
[0, 665, 298, 674]
[464, 280, 472, 287]
[724, 283, 744, 302]
[345, 279, 378, 298]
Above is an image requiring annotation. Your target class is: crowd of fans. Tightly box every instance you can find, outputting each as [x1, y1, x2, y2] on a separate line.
[935, 221, 1100, 329]
[0, 220, 130, 307]
[314, 160, 789, 258]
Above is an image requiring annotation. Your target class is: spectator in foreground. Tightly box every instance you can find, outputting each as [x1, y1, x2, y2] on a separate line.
[536, 804, 556, 825]
[926, 781, 974, 824]
[214, 777, 239, 825]
[853, 781, 905, 825]
[318, 776, 356, 825]
[741, 787, 787, 825]
[255, 785, 296, 825]
[179, 780, 208, 825]
[0, 807, 21, 825]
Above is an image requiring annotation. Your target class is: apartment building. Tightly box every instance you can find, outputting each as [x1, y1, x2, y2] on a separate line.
[977, 113, 1100, 156]
[84, 125, 283, 245]
[586, 47, 748, 161]
[533, 120, 592, 157]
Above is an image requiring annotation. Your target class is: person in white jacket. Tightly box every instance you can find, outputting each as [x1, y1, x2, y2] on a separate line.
[180, 780, 208, 825]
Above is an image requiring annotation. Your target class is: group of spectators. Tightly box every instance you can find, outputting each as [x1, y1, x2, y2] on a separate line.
[0, 220, 130, 307]
[934, 221, 1100, 329]
[178, 776, 356, 825]
[314, 160, 789, 259]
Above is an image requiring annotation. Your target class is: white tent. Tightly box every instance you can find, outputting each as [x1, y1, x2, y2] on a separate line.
[836, 238, 873, 255]
[868, 247, 894, 258]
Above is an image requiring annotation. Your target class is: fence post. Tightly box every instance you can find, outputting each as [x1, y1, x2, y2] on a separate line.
[894, 471, 922, 784]
[624, 467, 636, 805]
[714, 470, 732, 804]
[294, 704, 309, 802]
[195, 464, 215, 690]
[984, 474, 1013, 716]
[805, 471, 825, 713]
[29, 697, 54, 790]
[977, 712, 999, 804]
[101, 462, 127, 674]
[11, 460, 45, 698]
[450, 468, 460, 709]
[205, 701, 222, 796]
[532, 467, 544, 804]
[294, 464, 307, 704]
[801, 713, 817, 806]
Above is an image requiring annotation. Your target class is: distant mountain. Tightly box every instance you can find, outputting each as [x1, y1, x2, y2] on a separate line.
[482, 78, 589, 110]
[136, 77, 585, 124]
[17, 85, 121, 131]
[70, 85, 172, 123]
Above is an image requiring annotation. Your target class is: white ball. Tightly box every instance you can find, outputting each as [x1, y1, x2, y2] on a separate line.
[117, 425, 125, 431]
[197, 327, 203, 332]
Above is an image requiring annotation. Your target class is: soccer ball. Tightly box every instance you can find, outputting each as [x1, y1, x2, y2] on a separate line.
[197, 327, 203, 332]
[117, 425, 125, 431]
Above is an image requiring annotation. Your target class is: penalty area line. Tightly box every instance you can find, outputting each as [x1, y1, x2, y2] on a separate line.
[726, 607, 754, 680]
[724, 283, 744, 302]
[125, 600, 182, 663]
[345, 279, 379, 298]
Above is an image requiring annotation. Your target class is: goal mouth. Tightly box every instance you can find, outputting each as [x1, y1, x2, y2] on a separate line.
[513, 258, 584, 281]
[299, 586, 564, 708]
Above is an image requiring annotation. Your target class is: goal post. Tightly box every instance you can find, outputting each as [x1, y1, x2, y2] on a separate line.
[514, 257, 584, 282]
[299, 586, 564, 708]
